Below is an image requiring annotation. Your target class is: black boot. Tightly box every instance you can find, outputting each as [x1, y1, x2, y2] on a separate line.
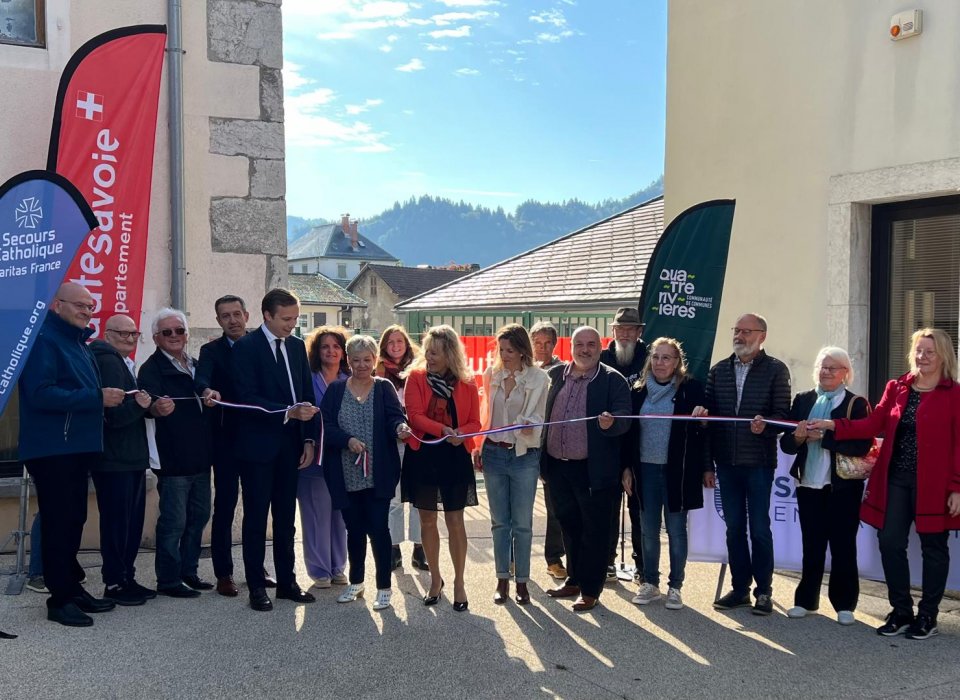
[412, 544, 429, 571]
[391, 545, 402, 571]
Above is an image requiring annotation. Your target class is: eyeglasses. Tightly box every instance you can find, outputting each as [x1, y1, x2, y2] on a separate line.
[158, 327, 187, 337]
[915, 349, 938, 358]
[731, 328, 763, 336]
[57, 298, 96, 312]
[820, 365, 846, 374]
[651, 354, 679, 363]
[106, 329, 142, 340]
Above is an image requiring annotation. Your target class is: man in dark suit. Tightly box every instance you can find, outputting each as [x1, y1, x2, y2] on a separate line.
[231, 288, 321, 611]
[195, 294, 277, 597]
[541, 326, 631, 612]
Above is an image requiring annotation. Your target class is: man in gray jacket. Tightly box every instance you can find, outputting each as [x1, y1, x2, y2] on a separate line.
[693, 313, 791, 616]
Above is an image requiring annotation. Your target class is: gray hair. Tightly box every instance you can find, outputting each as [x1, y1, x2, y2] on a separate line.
[346, 334, 378, 359]
[570, 325, 600, 344]
[813, 346, 854, 386]
[529, 321, 558, 343]
[151, 308, 189, 335]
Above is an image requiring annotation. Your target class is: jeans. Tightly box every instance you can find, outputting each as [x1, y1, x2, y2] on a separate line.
[716, 464, 775, 597]
[639, 462, 688, 590]
[879, 469, 950, 618]
[341, 488, 393, 590]
[483, 445, 540, 582]
[155, 472, 212, 589]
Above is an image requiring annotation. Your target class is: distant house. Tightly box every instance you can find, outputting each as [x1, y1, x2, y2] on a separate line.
[395, 197, 665, 341]
[288, 273, 368, 335]
[347, 263, 475, 335]
[288, 214, 400, 286]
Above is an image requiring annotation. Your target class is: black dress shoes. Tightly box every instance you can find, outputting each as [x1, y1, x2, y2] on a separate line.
[493, 579, 509, 605]
[275, 583, 316, 603]
[249, 587, 273, 611]
[263, 569, 278, 588]
[453, 599, 469, 612]
[48, 602, 93, 627]
[73, 589, 116, 613]
[423, 579, 445, 606]
[157, 583, 201, 599]
[182, 575, 214, 591]
[127, 580, 157, 600]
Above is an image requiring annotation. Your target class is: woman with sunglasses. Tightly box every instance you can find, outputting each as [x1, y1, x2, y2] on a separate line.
[809, 329, 960, 640]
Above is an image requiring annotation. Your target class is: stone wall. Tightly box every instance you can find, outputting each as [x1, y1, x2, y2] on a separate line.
[207, 0, 287, 291]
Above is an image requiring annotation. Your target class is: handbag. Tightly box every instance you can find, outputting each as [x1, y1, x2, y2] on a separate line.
[834, 396, 881, 480]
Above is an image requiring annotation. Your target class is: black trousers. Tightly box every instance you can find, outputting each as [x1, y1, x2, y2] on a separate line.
[546, 455, 619, 598]
[542, 479, 565, 566]
[239, 438, 301, 591]
[608, 488, 642, 569]
[210, 451, 241, 579]
[25, 453, 98, 608]
[91, 469, 146, 588]
[879, 469, 951, 618]
[794, 483, 863, 612]
[341, 488, 392, 590]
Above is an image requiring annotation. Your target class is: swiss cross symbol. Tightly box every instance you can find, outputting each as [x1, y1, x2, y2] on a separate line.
[75, 90, 104, 121]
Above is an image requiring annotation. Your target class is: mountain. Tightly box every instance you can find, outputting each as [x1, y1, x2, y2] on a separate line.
[286, 177, 662, 268]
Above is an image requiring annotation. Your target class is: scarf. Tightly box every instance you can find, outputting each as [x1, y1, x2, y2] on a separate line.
[377, 359, 405, 391]
[803, 385, 845, 485]
[426, 371, 455, 400]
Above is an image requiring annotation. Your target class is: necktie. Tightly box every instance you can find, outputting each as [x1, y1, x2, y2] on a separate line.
[275, 338, 295, 403]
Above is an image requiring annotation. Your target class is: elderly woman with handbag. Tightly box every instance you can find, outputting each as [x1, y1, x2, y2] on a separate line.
[779, 347, 872, 626]
[809, 328, 960, 640]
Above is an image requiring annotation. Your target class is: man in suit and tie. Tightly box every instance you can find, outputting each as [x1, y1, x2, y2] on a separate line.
[232, 288, 321, 611]
[196, 294, 278, 597]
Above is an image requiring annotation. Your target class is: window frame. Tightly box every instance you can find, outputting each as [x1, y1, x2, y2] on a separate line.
[0, 0, 46, 49]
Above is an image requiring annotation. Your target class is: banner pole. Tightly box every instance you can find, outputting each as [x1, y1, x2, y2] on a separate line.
[3, 466, 29, 595]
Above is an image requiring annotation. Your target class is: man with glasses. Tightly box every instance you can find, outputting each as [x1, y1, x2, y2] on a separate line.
[138, 309, 214, 599]
[693, 313, 791, 615]
[89, 315, 154, 606]
[19, 283, 126, 626]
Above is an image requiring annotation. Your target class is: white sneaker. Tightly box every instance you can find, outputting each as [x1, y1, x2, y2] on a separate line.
[787, 606, 809, 618]
[631, 582, 662, 605]
[337, 583, 364, 603]
[312, 577, 332, 589]
[331, 572, 349, 585]
[373, 588, 392, 611]
[837, 610, 855, 626]
[665, 587, 683, 610]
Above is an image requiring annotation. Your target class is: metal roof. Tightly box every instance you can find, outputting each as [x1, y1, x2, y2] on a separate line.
[288, 273, 368, 307]
[288, 224, 399, 263]
[396, 196, 664, 311]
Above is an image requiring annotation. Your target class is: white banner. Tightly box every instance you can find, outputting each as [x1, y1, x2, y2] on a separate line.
[688, 449, 960, 590]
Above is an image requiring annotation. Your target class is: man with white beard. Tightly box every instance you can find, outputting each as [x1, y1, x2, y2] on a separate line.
[599, 307, 648, 582]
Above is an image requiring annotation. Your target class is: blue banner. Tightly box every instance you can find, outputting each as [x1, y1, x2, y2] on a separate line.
[0, 171, 98, 415]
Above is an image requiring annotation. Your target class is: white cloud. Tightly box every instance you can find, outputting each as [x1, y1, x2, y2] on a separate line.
[428, 25, 471, 38]
[424, 43, 449, 51]
[356, 1, 412, 19]
[283, 62, 312, 91]
[530, 9, 567, 28]
[396, 58, 425, 72]
[436, 0, 501, 6]
[431, 11, 495, 26]
[345, 98, 385, 115]
[535, 30, 574, 43]
[379, 44, 393, 52]
[454, 68, 480, 76]
[387, 34, 400, 42]
[317, 30, 357, 40]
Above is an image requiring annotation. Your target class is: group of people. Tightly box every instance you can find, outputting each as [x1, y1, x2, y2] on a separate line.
[10, 284, 960, 644]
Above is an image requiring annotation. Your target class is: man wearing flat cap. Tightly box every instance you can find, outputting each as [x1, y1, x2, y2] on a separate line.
[599, 307, 647, 583]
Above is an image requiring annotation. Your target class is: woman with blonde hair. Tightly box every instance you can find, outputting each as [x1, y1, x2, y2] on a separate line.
[622, 337, 707, 611]
[780, 347, 871, 625]
[402, 325, 481, 611]
[810, 328, 960, 640]
[474, 324, 550, 605]
[376, 325, 428, 571]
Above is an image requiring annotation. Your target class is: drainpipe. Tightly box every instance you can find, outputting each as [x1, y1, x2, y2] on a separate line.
[167, 0, 186, 309]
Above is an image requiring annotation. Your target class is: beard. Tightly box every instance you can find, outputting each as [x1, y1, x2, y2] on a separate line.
[615, 340, 636, 367]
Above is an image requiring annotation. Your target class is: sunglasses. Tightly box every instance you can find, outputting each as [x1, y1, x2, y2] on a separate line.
[158, 327, 187, 337]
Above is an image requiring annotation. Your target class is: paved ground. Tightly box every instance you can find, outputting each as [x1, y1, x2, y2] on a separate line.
[2, 488, 959, 699]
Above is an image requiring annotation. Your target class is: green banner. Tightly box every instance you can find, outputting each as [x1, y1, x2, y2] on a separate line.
[638, 199, 735, 383]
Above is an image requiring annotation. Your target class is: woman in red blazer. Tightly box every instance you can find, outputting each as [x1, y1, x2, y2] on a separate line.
[401, 325, 481, 612]
[810, 328, 960, 641]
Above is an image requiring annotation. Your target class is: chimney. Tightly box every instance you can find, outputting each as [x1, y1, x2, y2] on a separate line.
[341, 213, 350, 235]
[350, 219, 359, 249]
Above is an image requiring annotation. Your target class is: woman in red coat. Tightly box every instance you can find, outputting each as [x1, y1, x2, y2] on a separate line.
[810, 328, 960, 641]
[402, 325, 481, 612]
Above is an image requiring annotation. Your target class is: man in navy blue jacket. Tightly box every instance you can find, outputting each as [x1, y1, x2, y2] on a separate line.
[19, 283, 126, 627]
[232, 288, 320, 611]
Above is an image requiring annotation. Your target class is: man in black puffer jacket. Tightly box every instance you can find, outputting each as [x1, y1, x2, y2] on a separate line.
[90, 315, 154, 606]
[693, 313, 791, 616]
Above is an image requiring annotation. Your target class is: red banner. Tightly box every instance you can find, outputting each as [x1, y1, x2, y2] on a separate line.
[462, 335, 612, 378]
[47, 25, 167, 339]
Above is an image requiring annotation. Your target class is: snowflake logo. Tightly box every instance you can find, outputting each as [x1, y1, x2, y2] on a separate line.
[15, 197, 43, 229]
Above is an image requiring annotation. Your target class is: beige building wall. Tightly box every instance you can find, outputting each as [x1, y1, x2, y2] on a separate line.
[665, 1, 960, 394]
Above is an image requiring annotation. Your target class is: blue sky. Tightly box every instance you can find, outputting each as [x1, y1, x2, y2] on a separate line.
[281, 0, 667, 219]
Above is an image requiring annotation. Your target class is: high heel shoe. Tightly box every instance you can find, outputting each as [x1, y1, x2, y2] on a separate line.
[452, 599, 469, 612]
[423, 579, 444, 606]
[515, 582, 530, 605]
[493, 579, 509, 605]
